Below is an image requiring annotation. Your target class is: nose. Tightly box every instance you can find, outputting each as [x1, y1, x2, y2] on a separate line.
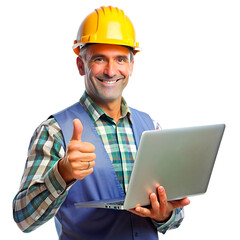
[103, 60, 117, 78]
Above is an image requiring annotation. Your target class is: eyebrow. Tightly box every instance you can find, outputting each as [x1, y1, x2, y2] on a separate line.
[116, 55, 129, 60]
[90, 54, 130, 61]
[91, 54, 105, 59]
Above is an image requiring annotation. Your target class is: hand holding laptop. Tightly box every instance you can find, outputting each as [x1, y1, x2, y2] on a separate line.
[75, 124, 225, 211]
[129, 185, 190, 222]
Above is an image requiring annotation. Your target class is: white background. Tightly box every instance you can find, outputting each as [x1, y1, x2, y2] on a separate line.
[1, 0, 239, 239]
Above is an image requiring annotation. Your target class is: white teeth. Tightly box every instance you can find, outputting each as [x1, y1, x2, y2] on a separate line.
[103, 80, 117, 84]
[97, 78, 121, 84]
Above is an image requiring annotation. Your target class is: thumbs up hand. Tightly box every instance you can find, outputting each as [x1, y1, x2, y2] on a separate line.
[58, 119, 96, 183]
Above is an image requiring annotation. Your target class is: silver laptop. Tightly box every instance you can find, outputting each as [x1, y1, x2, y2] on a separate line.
[75, 124, 225, 210]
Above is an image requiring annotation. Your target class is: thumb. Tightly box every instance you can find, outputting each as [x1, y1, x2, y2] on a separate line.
[71, 119, 83, 141]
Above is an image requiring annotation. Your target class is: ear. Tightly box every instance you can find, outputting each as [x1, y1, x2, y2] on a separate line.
[129, 60, 134, 76]
[76, 56, 85, 76]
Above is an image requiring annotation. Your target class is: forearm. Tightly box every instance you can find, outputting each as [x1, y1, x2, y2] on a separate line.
[12, 118, 69, 231]
[13, 162, 69, 232]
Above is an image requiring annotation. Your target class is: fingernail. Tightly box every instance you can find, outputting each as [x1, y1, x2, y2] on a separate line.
[159, 186, 164, 192]
[136, 207, 141, 212]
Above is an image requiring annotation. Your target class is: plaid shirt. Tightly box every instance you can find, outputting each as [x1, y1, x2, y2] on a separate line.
[13, 92, 184, 234]
[80, 92, 136, 193]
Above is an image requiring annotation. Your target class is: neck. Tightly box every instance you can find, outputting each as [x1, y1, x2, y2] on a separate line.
[97, 99, 122, 123]
[85, 92, 123, 123]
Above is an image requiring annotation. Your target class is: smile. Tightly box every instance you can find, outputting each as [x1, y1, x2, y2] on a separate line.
[97, 78, 122, 84]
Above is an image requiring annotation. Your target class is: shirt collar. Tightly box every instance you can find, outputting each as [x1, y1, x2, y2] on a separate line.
[80, 91, 132, 124]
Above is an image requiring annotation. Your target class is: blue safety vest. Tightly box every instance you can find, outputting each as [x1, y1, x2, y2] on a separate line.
[53, 102, 157, 240]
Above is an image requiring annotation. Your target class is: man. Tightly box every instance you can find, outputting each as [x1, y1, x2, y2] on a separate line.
[13, 6, 190, 239]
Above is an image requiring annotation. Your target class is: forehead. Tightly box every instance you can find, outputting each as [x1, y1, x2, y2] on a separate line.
[85, 44, 131, 58]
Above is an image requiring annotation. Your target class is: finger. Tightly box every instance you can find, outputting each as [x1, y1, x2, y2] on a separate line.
[128, 208, 144, 217]
[67, 151, 96, 162]
[71, 119, 83, 141]
[134, 205, 152, 217]
[150, 193, 160, 212]
[71, 160, 96, 170]
[182, 198, 191, 206]
[128, 209, 145, 217]
[77, 152, 96, 162]
[157, 186, 168, 214]
[68, 142, 95, 153]
[170, 197, 191, 209]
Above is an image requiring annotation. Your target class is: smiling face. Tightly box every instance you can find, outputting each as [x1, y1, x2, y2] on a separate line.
[77, 44, 134, 107]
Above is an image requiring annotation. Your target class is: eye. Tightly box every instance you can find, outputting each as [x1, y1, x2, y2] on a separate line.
[116, 56, 129, 63]
[95, 57, 104, 62]
[117, 57, 129, 64]
[117, 58, 124, 62]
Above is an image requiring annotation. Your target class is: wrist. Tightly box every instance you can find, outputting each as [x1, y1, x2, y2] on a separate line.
[153, 211, 172, 223]
[58, 157, 75, 184]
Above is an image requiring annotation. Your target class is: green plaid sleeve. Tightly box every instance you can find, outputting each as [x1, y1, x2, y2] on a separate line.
[152, 208, 184, 234]
[13, 118, 69, 232]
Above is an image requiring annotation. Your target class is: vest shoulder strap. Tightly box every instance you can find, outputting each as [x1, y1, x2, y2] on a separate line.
[129, 107, 155, 147]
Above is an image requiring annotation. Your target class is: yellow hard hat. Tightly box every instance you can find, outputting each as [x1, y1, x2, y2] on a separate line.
[73, 6, 140, 55]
